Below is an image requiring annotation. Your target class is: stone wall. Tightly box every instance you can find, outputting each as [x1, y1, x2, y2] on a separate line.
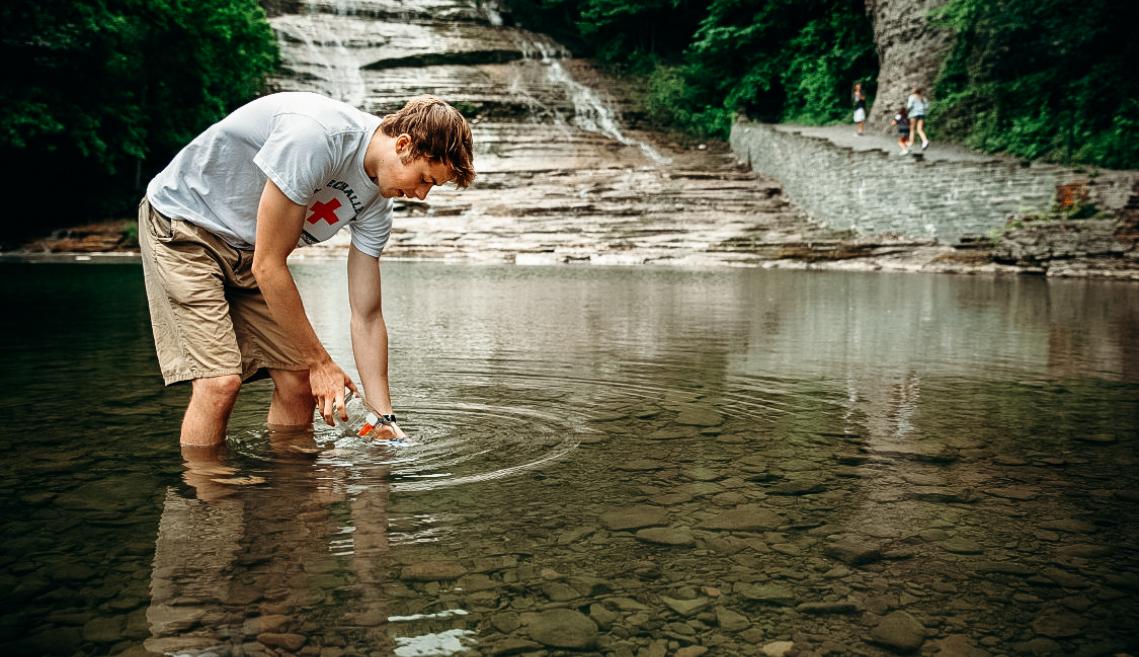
[864, 0, 954, 130]
[730, 122, 1139, 246]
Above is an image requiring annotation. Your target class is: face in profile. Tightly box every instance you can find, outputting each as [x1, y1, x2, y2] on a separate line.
[377, 134, 454, 200]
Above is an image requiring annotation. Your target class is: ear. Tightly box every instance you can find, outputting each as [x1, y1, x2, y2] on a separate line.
[395, 133, 413, 155]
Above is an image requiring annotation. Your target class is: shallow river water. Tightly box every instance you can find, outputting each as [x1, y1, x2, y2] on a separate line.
[1, 262, 1137, 657]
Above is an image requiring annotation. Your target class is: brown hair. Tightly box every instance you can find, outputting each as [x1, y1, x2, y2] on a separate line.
[381, 96, 475, 188]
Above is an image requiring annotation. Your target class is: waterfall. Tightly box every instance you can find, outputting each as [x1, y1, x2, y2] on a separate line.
[277, 0, 366, 106]
[273, 0, 668, 164]
[514, 36, 671, 164]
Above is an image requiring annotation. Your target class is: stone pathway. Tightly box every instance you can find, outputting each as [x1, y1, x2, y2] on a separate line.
[782, 124, 1002, 164]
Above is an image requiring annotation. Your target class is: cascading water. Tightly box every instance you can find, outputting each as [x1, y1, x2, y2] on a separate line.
[543, 54, 670, 164]
[510, 34, 669, 163]
[272, 0, 665, 163]
[273, 0, 367, 106]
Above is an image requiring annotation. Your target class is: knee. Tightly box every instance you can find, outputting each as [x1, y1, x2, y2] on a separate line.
[192, 375, 242, 404]
[272, 370, 312, 403]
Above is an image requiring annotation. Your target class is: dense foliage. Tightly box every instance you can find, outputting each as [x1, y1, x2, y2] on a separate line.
[0, 0, 277, 231]
[932, 0, 1139, 169]
[503, 0, 878, 138]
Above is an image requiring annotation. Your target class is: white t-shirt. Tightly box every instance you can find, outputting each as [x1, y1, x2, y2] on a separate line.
[147, 92, 392, 257]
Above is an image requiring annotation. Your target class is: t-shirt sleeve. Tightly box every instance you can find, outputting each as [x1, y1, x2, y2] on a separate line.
[252, 114, 336, 206]
[350, 200, 393, 257]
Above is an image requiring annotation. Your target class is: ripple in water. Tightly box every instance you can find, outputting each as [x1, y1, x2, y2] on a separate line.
[228, 395, 588, 492]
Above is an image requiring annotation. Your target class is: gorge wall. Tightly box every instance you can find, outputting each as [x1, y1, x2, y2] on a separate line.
[864, 0, 953, 130]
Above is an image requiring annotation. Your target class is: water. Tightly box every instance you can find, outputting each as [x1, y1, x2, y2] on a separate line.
[1, 261, 1137, 656]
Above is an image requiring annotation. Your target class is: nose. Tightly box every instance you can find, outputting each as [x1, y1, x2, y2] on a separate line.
[415, 185, 429, 201]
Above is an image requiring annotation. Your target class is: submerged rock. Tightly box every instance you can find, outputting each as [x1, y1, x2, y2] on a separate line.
[868, 443, 958, 463]
[824, 537, 883, 566]
[81, 616, 125, 643]
[1039, 518, 1095, 533]
[700, 504, 782, 531]
[675, 407, 723, 427]
[242, 614, 289, 635]
[930, 635, 990, 657]
[985, 486, 1039, 500]
[796, 600, 861, 615]
[635, 527, 696, 546]
[487, 637, 542, 656]
[660, 595, 711, 616]
[716, 606, 750, 632]
[258, 633, 306, 651]
[1031, 609, 1086, 638]
[599, 505, 669, 531]
[735, 583, 796, 606]
[527, 609, 598, 649]
[400, 561, 467, 581]
[870, 611, 926, 653]
[939, 537, 983, 554]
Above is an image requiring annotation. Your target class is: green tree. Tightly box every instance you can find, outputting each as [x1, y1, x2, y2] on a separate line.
[0, 0, 277, 232]
[933, 0, 1139, 168]
[676, 0, 877, 133]
[502, 0, 877, 138]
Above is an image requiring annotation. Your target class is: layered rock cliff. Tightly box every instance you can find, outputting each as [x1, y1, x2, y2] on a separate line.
[864, 0, 953, 129]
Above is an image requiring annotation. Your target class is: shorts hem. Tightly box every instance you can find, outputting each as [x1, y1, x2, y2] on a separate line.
[246, 361, 308, 375]
[163, 368, 243, 386]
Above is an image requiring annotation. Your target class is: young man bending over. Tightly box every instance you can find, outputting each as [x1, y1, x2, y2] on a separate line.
[140, 93, 475, 445]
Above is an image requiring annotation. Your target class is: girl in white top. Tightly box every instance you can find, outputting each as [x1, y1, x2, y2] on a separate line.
[853, 82, 867, 135]
[906, 87, 930, 151]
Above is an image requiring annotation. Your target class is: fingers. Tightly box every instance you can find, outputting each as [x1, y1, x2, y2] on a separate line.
[335, 387, 348, 422]
[320, 395, 334, 426]
[345, 378, 360, 397]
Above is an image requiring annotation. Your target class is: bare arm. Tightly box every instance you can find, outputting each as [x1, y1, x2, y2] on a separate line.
[347, 244, 405, 438]
[251, 179, 358, 425]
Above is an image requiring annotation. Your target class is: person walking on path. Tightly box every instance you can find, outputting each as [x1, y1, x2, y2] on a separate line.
[140, 92, 475, 446]
[891, 106, 911, 155]
[906, 87, 930, 150]
[852, 82, 867, 136]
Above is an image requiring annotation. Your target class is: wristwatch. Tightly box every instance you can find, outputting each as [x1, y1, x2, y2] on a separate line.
[357, 412, 398, 437]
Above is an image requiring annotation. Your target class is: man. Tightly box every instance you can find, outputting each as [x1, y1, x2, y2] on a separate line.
[139, 92, 475, 446]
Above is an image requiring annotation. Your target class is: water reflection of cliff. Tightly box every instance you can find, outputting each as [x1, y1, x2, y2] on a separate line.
[297, 265, 1139, 403]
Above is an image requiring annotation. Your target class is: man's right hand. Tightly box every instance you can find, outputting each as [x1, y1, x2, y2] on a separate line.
[309, 357, 360, 426]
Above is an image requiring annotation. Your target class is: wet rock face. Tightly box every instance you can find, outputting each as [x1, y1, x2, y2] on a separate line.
[864, 0, 955, 129]
[265, 0, 865, 268]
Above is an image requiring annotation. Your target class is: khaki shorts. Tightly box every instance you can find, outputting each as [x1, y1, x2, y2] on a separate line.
[138, 198, 307, 385]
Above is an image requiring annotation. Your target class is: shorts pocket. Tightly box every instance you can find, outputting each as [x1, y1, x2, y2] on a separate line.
[147, 206, 176, 242]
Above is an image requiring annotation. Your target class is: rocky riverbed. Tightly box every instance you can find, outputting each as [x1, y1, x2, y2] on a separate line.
[3, 261, 1137, 656]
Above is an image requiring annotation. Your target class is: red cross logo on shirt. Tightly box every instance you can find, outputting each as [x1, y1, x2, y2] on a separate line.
[306, 199, 341, 225]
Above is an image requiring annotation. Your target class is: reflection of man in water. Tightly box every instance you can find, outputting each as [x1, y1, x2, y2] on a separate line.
[147, 437, 392, 654]
[139, 92, 475, 445]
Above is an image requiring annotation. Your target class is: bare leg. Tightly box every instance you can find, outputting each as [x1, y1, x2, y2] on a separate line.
[181, 375, 242, 447]
[856, 121, 865, 135]
[916, 119, 928, 147]
[267, 368, 315, 429]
